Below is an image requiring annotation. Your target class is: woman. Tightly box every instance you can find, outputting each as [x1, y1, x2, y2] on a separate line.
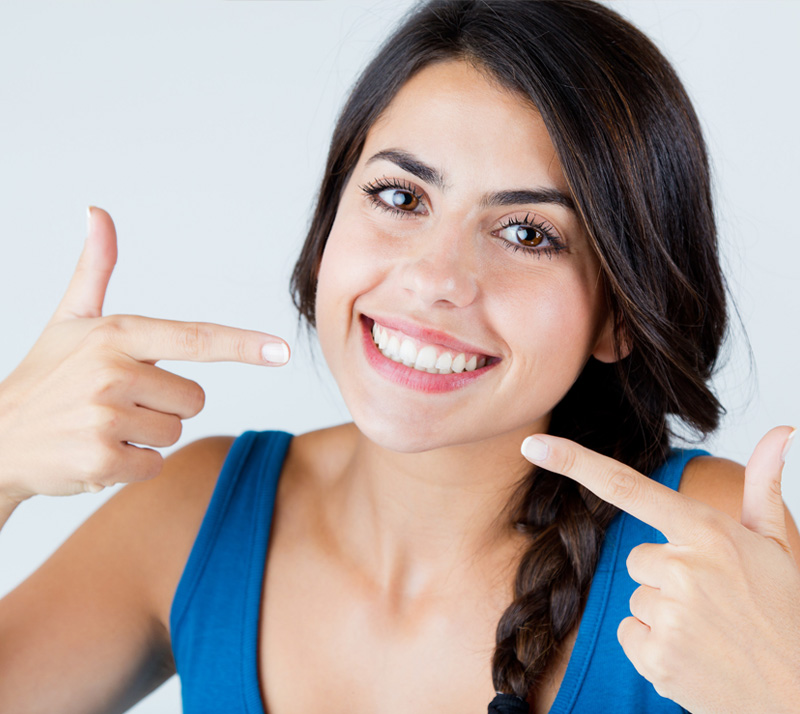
[0, 1, 798, 713]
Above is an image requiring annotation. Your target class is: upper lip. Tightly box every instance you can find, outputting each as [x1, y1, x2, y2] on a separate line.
[363, 313, 500, 359]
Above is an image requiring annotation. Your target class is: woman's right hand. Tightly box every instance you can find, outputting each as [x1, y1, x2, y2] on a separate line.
[0, 207, 290, 502]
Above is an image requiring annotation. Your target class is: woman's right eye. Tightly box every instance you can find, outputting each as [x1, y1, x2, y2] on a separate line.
[359, 178, 428, 217]
[377, 187, 420, 211]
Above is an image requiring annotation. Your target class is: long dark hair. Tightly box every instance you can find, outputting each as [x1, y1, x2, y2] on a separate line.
[291, 0, 727, 707]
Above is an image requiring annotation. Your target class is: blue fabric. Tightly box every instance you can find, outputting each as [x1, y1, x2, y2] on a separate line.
[170, 429, 708, 713]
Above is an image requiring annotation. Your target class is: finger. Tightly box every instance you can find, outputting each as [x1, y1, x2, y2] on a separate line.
[741, 426, 795, 545]
[628, 584, 660, 627]
[119, 407, 183, 448]
[521, 434, 714, 544]
[52, 206, 118, 322]
[118, 443, 164, 483]
[85, 442, 163, 491]
[626, 542, 672, 588]
[98, 314, 290, 366]
[126, 363, 206, 419]
[617, 615, 650, 676]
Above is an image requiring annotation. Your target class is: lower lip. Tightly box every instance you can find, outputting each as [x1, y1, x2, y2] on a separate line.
[359, 315, 498, 393]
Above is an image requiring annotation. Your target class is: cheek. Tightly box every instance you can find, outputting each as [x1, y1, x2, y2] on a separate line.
[314, 215, 386, 359]
[495, 269, 604, 369]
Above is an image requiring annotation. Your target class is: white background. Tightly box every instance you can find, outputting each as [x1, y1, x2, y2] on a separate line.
[0, 1, 798, 711]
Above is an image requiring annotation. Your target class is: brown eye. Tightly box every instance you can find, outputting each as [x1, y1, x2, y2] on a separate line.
[515, 226, 544, 247]
[378, 187, 420, 211]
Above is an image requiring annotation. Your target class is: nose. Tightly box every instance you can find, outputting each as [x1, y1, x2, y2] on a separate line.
[398, 229, 479, 308]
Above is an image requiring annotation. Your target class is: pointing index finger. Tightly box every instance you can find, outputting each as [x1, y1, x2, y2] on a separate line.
[99, 315, 290, 366]
[521, 434, 711, 544]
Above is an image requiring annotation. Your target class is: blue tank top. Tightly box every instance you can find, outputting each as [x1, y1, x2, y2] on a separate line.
[170, 430, 707, 713]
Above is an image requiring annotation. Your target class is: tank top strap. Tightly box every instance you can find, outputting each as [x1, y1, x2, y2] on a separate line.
[550, 447, 709, 713]
[640, 447, 710, 545]
[170, 429, 292, 714]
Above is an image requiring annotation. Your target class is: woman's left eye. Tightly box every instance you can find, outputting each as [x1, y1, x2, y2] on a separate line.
[493, 214, 565, 258]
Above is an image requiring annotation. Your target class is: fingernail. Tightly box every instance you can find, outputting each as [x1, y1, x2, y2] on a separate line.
[261, 342, 290, 365]
[781, 428, 796, 463]
[86, 205, 93, 233]
[521, 436, 549, 462]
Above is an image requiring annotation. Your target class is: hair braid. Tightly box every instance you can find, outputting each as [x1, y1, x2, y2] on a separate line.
[491, 465, 619, 700]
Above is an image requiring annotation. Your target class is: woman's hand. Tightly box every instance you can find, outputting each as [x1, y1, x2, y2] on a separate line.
[521, 427, 800, 714]
[0, 207, 290, 502]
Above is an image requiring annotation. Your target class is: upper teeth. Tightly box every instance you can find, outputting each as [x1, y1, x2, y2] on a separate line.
[371, 321, 487, 375]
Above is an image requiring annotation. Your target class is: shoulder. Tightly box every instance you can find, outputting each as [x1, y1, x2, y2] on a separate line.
[678, 454, 745, 521]
[678, 453, 800, 568]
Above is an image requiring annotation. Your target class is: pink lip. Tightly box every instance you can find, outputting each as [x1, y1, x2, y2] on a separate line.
[359, 315, 500, 393]
[364, 313, 498, 359]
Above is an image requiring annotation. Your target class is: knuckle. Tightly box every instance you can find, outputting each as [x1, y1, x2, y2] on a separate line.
[176, 323, 210, 360]
[87, 404, 119, 435]
[90, 362, 132, 398]
[663, 555, 695, 594]
[555, 445, 579, 475]
[604, 465, 639, 503]
[655, 600, 685, 636]
[699, 512, 741, 557]
[87, 315, 125, 346]
[644, 646, 676, 690]
[83, 446, 118, 481]
[232, 337, 251, 364]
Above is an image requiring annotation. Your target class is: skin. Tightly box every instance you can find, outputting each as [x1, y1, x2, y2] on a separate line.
[0, 60, 798, 714]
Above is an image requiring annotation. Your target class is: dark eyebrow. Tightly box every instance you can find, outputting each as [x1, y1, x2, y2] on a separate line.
[364, 148, 576, 213]
[366, 149, 447, 191]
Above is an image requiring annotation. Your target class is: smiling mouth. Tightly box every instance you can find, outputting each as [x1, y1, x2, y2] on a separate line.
[366, 317, 498, 375]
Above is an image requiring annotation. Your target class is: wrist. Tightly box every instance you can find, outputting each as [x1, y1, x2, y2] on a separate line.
[0, 491, 23, 529]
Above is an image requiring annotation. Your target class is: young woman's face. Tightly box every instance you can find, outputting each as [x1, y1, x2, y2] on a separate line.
[315, 60, 615, 453]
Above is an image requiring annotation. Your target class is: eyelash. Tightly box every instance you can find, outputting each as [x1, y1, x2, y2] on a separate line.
[358, 177, 566, 259]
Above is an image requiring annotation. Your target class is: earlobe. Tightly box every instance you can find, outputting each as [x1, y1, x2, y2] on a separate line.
[592, 315, 632, 364]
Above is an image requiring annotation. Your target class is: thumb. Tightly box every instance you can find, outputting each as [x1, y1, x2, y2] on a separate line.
[740, 425, 796, 546]
[51, 206, 118, 322]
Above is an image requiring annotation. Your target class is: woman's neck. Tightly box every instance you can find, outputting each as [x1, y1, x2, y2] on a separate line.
[314, 421, 542, 603]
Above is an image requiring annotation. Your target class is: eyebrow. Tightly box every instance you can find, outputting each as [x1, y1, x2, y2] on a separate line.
[365, 148, 576, 212]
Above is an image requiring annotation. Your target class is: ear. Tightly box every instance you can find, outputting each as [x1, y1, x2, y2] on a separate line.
[591, 314, 632, 364]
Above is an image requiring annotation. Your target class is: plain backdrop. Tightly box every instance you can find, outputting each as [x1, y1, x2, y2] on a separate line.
[0, 1, 798, 711]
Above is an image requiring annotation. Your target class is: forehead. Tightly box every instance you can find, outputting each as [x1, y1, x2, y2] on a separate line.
[360, 60, 567, 193]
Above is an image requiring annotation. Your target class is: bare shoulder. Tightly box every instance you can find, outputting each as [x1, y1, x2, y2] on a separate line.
[0, 436, 236, 712]
[678, 454, 800, 568]
[678, 455, 746, 521]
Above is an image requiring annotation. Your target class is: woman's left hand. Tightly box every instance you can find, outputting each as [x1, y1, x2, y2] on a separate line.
[521, 426, 800, 714]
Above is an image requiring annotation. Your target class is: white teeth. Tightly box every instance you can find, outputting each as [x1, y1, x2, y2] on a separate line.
[399, 339, 417, 366]
[414, 345, 437, 370]
[435, 352, 453, 373]
[386, 335, 401, 360]
[370, 320, 490, 376]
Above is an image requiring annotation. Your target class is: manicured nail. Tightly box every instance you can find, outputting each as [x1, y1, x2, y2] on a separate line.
[262, 342, 290, 365]
[521, 436, 549, 462]
[781, 428, 796, 463]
